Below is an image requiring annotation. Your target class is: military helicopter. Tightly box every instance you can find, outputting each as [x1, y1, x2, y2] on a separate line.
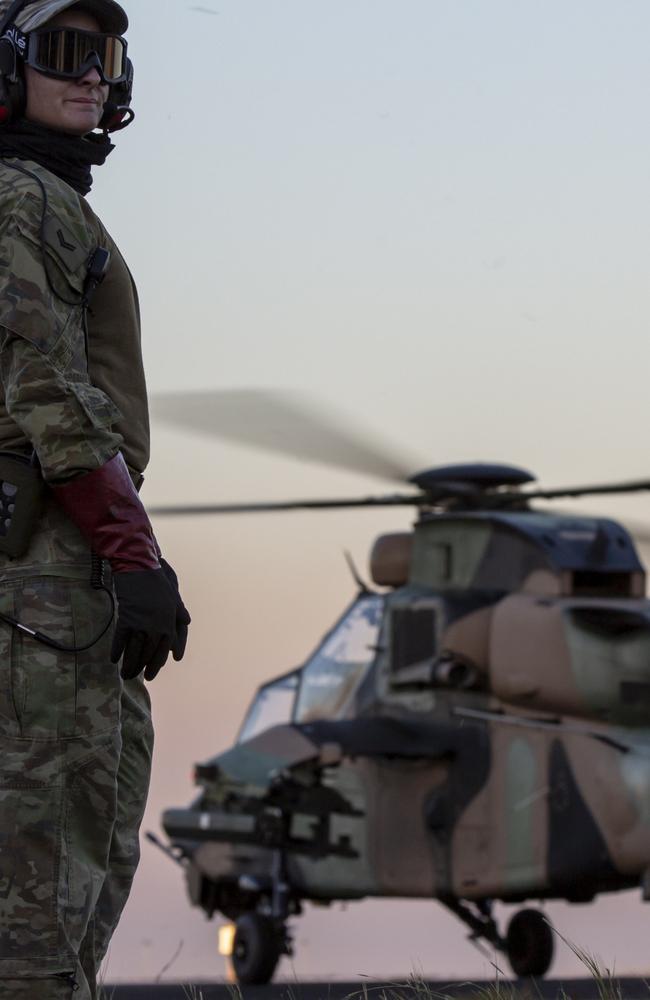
[150, 390, 650, 986]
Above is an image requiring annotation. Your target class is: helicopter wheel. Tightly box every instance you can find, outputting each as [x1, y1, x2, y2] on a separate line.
[231, 912, 282, 985]
[505, 908, 554, 978]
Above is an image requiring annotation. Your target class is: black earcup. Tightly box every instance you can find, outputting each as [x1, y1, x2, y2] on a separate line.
[0, 36, 15, 75]
[0, 75, 12, 125]
[0, 36, 24, 126]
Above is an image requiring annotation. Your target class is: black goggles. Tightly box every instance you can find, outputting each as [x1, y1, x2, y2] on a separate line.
[24, 27, 128, 84]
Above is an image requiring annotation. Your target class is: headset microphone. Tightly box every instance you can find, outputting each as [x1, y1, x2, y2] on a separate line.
[101, 100, 134, 132]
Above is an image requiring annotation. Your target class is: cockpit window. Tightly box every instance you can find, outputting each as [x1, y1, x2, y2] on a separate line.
[294, 595, 384, 723]
[238, 671, 300, 744]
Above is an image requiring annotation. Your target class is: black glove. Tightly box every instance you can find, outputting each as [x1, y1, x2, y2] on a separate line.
[160, 558, 191, 661]
[111, 568, 179, 682]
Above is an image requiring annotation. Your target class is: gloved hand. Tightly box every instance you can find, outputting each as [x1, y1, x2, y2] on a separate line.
[51, 453, 191, 681]
[160, 558, 191, 661]
[111, 568, 180, 681]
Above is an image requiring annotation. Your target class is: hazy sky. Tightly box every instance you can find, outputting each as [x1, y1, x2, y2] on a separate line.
[87, 0, 650, 983]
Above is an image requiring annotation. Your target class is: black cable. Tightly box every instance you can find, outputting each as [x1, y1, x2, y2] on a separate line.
[0, 557, 115, 652]
[0, 583, 115, 653]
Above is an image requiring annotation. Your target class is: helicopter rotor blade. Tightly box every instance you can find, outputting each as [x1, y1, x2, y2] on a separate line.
[520, 479, 650, 502]
[151, 389, 421, 484]
[149, 493, 426, 516]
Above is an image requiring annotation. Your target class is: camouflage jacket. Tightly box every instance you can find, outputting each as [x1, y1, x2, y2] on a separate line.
[0, 156, 149, 483]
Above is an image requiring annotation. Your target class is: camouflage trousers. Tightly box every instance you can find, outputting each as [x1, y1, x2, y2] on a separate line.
[0, 510, 154, 1000]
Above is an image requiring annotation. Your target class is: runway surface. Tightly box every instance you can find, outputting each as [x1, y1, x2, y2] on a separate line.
[106, 978, 649, 999]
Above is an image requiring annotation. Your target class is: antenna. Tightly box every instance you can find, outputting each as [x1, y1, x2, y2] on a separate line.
[343, 550, 371, 594]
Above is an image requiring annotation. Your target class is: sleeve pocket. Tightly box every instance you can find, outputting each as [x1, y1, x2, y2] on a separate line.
[69, 380, 122, 430]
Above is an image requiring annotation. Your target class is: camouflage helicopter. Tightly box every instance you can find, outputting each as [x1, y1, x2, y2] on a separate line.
[150, 390, 650, 986]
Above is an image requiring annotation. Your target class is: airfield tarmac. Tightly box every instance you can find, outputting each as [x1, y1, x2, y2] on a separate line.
[106, 979, 649, 999]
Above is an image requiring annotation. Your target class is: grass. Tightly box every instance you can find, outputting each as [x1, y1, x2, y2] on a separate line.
[175, 923, 647, 1000]
[182, 988, 208, 1000]
[181, 963, 640, 1000]
[340, 949, 639, 1000]
[551, 924, 626, 1000]
[344, 921, 649, 1000]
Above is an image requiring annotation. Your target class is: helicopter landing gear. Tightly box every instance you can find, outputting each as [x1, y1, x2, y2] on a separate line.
[443, 899, 554, 979]
[232, 912, 283, 985]
[443, 897, 504, 955]
[232, 849, 295, 985]
[505, 908, 554, 978]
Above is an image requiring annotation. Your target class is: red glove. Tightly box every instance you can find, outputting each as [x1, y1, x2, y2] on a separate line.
[51, 452, 160, 572]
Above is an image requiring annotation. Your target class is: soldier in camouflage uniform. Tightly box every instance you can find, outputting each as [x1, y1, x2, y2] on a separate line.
[0, 2, 191, 997]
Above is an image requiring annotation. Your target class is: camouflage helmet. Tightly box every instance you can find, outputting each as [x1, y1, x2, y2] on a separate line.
[0, 0, 128, 34]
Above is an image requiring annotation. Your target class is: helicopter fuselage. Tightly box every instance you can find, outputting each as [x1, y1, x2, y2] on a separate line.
[162, 506, 650, 978]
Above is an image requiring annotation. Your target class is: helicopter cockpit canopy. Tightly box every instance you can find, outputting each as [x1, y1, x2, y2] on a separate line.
[293, 595, 383, 723]
[237, 670, 300, 744]
[237, 595, 384, 744]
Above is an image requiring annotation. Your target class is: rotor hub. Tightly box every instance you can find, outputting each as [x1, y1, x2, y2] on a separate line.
[409, 463, 536, 494]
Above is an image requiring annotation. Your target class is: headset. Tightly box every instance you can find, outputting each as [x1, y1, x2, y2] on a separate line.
[0, 0, 133, 131]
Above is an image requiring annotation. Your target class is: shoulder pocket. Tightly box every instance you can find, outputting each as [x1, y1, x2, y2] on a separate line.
[0, 198, 85, 355]
[41, 212, 91, 296]
[13, 192, 93, 299]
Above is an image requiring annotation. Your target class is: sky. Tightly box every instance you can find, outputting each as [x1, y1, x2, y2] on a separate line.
[84, 0, 650, 984]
